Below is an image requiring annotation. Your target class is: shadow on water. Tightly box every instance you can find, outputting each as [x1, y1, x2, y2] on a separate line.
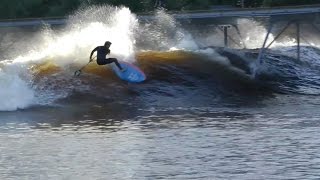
[0, 102, 258, 133]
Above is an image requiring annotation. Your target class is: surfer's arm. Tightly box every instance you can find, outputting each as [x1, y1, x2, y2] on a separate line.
[89, 47, 98, 61]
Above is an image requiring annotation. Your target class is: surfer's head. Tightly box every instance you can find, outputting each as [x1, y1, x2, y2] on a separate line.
[104, 41, 112, 48]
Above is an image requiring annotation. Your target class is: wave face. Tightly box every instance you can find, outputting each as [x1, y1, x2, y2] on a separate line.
[1, 5, 320, 111]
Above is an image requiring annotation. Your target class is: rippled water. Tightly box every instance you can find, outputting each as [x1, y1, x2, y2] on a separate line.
[1, 94, 320, 179]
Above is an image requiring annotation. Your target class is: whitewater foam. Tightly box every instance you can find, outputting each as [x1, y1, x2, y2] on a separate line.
[0, 62, 34, 111]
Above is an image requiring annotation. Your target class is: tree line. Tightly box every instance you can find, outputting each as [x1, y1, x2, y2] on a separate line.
[0, 0, 319, 20]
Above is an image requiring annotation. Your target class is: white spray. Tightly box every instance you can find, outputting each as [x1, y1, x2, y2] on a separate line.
[0, 5, 138, 111]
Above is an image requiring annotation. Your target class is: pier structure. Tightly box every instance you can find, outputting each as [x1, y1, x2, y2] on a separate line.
[162, 5, 320, 63]
[256, 13, 320, 64]
[166, 5, 320, 63]
[1, 5, 320, 63]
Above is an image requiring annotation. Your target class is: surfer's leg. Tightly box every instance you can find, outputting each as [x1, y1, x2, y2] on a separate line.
[97, 58, 108, 65]
[107, 58, 123, 70]
[114, 61, 123, 70]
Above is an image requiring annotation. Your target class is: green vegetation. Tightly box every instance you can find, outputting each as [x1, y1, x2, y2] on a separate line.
[0, 0, 319, 20]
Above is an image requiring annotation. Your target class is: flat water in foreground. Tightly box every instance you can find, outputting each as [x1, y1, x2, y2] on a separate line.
[1, 93, 320, 179]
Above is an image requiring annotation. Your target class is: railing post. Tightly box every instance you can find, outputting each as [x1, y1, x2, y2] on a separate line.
[219, 25, 231, 48]
[257, 23, 273, 64]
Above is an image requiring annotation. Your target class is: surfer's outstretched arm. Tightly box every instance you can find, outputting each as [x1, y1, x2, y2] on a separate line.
[89, 47, 99, 61]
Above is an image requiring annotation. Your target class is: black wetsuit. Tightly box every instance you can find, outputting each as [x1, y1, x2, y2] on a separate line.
[90, 46, 123, 70]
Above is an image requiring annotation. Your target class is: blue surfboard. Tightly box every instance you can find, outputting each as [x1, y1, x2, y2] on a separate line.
[110, 61, 146, 83]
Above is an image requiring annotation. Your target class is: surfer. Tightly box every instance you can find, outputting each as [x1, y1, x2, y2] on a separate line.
[89, 41, 125, 71]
